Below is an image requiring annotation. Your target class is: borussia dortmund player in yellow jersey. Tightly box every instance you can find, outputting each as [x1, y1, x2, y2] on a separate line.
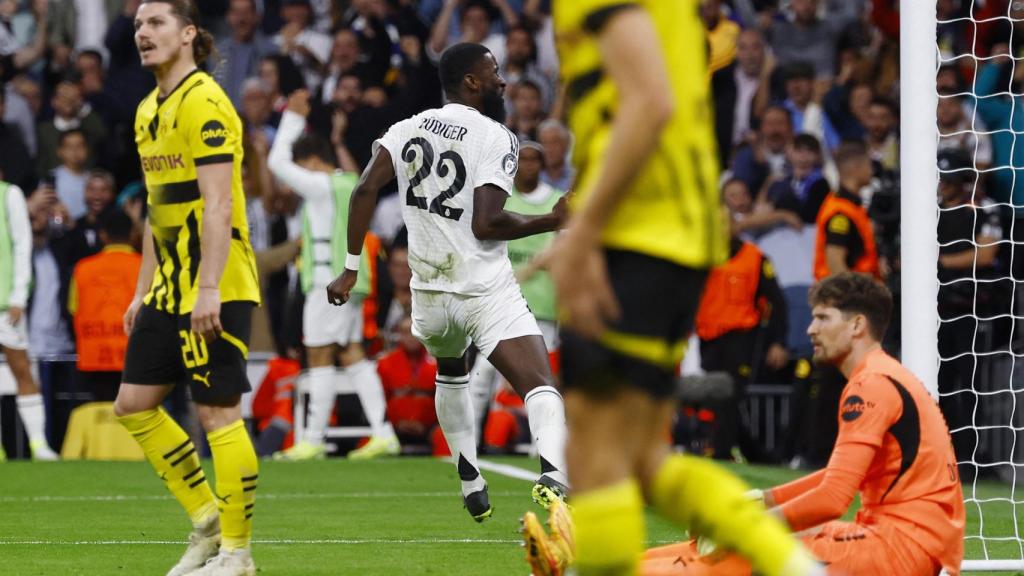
[114, 1, 260, 575]
[521, 2, 823, 576]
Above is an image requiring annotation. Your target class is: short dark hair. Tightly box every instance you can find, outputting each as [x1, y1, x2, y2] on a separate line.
[292, 133, 336, 166]
[809, 272, 892, 340]
[833, 140, 868, 169]
[762, 104, 793, 126]
[99, 208, 134, 242]
[58, 128, 87, 146]
[793, 133, 822, 154]
[439, 42, 492, 98]
[77, 49, 104, 66]
[869, 96, 897, 116]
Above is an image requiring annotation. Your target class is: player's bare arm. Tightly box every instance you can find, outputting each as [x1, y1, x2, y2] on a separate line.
[124, 220, 159, 335]
[550, 6, 674, 339]
[193, 161, 233, 342]
[471, 184, 567, 241]
[326, 144, 396, 306]
[824, 245, 849, 275]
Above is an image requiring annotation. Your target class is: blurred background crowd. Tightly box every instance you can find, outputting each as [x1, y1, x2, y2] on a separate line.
[0, 0, 1019, 477]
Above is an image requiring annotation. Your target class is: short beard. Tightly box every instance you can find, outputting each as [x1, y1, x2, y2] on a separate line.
[482, 90, 506, 123]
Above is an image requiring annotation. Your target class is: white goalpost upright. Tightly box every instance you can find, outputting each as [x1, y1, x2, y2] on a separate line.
[907, 1, 1024, 571]
[902, 0, 940, 401]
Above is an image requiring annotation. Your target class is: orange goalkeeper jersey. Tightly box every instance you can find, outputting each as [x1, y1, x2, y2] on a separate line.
[776, 349, 965, 573]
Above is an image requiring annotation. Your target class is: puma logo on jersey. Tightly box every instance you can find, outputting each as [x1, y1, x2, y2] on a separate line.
[141, 153, 185, 172]
[200, 120, 229, 147]
[192, 370, 212, 387]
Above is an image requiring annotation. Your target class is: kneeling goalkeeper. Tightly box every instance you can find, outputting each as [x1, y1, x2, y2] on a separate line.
[643, 273, 965, 576]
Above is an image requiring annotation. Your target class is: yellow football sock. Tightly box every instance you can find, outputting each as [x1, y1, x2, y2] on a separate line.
[649, 454, 806, 576]
[207, 419, 258, 550]
[118, 408, 217, 524]
[572, 479, 645, 576]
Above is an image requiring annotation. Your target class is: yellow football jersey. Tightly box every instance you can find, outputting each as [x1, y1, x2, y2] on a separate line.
[554, 0, 728, 269]
[135, 70, 260, 314]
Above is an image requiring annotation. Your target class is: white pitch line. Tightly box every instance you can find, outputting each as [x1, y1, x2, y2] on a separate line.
[475, 459, 538, 482]
[0, 459, 540, 505]
[0, 538, 521, 546]
[0, 491, 520, 504]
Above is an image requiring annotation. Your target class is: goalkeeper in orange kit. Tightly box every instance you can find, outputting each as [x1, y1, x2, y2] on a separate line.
[641, 273, 966, 576]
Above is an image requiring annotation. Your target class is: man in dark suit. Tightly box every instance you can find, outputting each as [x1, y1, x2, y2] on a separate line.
[712, 29, 768, 168]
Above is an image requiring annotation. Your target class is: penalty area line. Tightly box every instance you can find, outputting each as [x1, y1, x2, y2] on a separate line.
[0, 538, 522, 546]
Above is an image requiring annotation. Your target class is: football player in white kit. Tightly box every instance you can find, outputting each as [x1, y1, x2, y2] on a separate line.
[327, 42, 569, 521]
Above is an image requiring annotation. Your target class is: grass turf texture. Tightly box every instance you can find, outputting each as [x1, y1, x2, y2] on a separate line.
[0, 457, 1020, 575]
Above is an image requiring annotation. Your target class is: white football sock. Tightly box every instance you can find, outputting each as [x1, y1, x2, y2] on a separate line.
[16, 393, 47, 447]
[435, 374, 485, 496]
[524, 385, 569, 487]
[468, 358, 498, 439]
[348, 359, 396, 440]
[304, 366, 336, 445]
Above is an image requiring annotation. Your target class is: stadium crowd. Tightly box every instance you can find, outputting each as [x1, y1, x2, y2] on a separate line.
[0, 0, 1012, 477]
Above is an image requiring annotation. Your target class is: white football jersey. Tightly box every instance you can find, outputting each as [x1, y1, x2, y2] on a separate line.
[376, 103, 520, 295]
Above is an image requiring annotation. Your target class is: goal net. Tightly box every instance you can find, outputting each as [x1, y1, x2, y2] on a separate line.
[910, 1, 1024, 571]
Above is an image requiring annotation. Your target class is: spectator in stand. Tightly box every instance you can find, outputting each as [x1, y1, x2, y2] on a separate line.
[974, 44, 1024, 211]
[936, 0, 970, 62]
[75, 49, 125, 133]
[26, 184, 76, 451]
[501, 24, 554, 114]
[274, 0, 332, 95]
[781, 62, 839, 152]
[260, 53, 307, 113]
[935, 149, 1008, 480]
[537, 119, 574, 192]
[323, 69, 427, 169]
[4, 79, 36, 157]
[938, 92, 993, 174]
[319, 28, 368, 105]
[731, 105, 793, 195]
[68, 169, 116, 264]
[240, 77, 280, 144]
[864, 97, 899, 174]
[68, 209, 140, 402]
[36, 81, 108, 174]
[428, 0, 511, 65]
[712, 28, 770, 169]
[0, 175, 58, 460]
[695, 214, 788, 461]
[0, 0, 49, 83]
[702, 0, 740, 74]
[46, 0, 116, 69]
[216, 0, 279, 108]
[378, 315, 439, 449]
[0, 85, 34, 191]
[766, 134, 830, 225]
[102, 0, 155, 125]
[508, 79, 544, 140]
[768, 0, 840, 80]
[342, 0, 405, 90]
[51, 129, 90, 221]
[823, 76, 872, 144]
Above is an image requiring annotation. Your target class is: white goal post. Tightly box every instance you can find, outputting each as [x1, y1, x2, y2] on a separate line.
[904, 1, 1024, 571]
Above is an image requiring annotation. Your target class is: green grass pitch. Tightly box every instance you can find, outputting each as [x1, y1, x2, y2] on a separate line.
[0, 457, 1021, 575]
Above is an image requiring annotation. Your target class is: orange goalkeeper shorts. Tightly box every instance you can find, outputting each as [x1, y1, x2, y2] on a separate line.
[640, 521, 939, 576]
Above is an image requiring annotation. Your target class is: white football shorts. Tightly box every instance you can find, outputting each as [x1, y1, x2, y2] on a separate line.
[411, 279, 542, 359]
[0, 309, 29, 351]
[303, 291, 365, 348]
